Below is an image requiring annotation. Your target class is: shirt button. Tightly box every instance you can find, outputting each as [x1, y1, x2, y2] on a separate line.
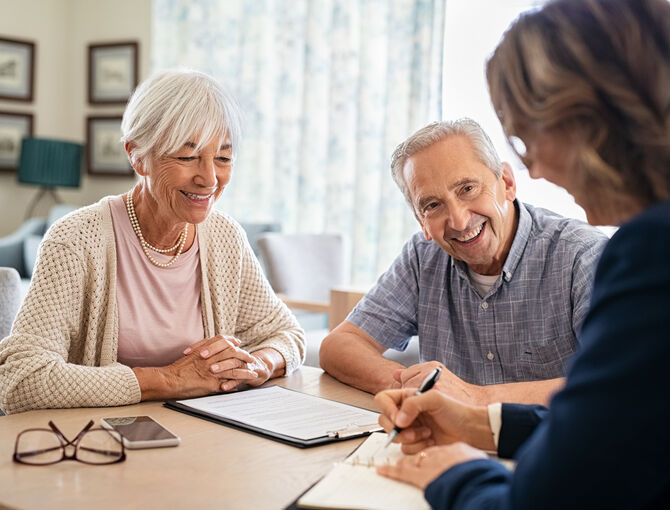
[481, 301, 488, 310]
[487, 351, 495, 361]
[504, 272, 511, 281]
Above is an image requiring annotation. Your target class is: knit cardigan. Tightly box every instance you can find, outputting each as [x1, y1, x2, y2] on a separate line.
[0, 197, 305, 414]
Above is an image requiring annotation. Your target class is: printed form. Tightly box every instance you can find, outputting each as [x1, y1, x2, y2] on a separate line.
[175, 386, 381, 440]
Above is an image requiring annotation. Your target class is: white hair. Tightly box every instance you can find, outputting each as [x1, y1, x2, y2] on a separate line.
[390, 118, 503, 207]
[121, 69, 242, 170]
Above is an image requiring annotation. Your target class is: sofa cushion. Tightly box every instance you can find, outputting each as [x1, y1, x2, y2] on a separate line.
[47, 204, 78, 229]
[23, 234, 42, 278]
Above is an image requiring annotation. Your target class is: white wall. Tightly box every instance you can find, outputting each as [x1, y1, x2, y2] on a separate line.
[0, 0, 151, 236]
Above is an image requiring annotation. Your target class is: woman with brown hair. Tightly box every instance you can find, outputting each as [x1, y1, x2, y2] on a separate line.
[374, 0, 670, 507]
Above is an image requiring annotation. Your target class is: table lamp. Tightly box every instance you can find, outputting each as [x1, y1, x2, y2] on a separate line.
[17, 137, 83, 219]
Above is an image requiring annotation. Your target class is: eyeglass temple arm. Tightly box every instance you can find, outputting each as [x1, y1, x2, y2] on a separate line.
[48, 419, 95, 444]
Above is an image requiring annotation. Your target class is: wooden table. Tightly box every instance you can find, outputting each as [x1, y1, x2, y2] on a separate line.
[0, 367, 377, 510]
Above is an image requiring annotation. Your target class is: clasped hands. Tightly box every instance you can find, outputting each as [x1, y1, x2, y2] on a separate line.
[373, 384, 495, 490]
[165, 334, 272, 397]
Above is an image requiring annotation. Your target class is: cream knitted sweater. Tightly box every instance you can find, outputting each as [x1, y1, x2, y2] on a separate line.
[0, 197, 305, 414]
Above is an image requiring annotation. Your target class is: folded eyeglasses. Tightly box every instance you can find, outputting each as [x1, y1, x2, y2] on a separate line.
[13, 420, 125, 465]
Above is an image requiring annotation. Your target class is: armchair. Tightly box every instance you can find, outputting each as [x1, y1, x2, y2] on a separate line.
[256, 233, 346, 318]
[0, 217, 45, 278]
[256, 232, 421, 368]
[0, 205, 78, 295]
[256, 233, 346, 365]
[238, 222, 280, 274]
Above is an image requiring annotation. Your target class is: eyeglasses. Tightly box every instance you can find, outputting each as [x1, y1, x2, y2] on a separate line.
[13, 420, 126, 465]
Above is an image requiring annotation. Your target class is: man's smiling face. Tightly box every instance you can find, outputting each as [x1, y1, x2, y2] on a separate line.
[403, 135, 518, 275]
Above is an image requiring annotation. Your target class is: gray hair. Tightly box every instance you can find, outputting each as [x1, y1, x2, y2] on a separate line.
[390, 118, 503, 207]
[121, 69, 242, 171]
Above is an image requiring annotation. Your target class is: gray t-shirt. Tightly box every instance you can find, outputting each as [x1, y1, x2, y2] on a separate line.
[347, 200, 608, 385]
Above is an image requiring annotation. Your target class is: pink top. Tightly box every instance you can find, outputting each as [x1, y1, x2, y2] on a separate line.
[109, 195, 205, 367]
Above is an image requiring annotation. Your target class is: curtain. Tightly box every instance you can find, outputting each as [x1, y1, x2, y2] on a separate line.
[152, 0, 444, 284]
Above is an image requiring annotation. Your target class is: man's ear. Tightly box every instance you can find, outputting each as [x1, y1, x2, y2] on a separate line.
[410, 206, 432, 241]
[125, 142, 146, 176]
[500, 162, 517, 202]
[422, 224, 433, 241]
[419, 217, 432, 241]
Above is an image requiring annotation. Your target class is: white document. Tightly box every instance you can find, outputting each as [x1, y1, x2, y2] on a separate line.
[298, 432, 431, 510]
[175, 386, 381, 441]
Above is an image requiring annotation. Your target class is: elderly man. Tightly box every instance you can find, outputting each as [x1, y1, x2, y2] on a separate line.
[320, 118, 607, 405]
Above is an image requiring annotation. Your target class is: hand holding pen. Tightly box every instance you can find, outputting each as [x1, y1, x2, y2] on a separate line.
[384, 367, 442, 448]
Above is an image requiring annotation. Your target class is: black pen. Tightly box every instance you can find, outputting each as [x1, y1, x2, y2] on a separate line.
[384, 367, 442, 448]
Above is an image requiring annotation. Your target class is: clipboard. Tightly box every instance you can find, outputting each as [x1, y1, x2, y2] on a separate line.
[164, 385, 383, 448]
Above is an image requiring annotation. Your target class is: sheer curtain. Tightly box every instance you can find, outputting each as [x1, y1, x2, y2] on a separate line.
[152, 0, 606, 287]
[152, 0, 445, 285]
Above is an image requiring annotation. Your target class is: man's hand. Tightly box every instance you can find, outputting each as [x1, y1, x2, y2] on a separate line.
[395, 361, 485, 405]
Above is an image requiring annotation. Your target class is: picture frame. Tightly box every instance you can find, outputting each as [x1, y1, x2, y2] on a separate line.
[0, 111, 33, 171]
[88, 41, 138, 105]
[86, 116, 133, 176]
[0, 37, 36, 102]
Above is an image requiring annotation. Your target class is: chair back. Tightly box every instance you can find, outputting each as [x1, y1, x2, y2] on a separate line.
[0, 267, 22, 339]
[239, 222, 281, 257]
[256, 233, 345, 302]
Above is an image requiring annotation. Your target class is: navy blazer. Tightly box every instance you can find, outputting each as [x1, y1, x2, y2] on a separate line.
[498, 403, 548, 459]
[424, 199, 670, 510]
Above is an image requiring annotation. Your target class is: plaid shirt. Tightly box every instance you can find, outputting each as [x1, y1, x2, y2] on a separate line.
[348, 201, 608, 384]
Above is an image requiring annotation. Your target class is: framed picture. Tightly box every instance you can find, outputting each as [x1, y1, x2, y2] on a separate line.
[86, 116, 133, 176]
[0, 111, 33, 171]
[0, 37, 36, 102]
[88, 41, 138, 104]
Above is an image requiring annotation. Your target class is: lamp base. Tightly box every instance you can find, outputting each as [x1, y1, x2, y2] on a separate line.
[25, 187, 63, 220]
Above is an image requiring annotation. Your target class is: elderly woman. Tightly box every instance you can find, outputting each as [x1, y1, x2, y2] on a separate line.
[374, 0, 670, 508]
[0, 70, 305, 414]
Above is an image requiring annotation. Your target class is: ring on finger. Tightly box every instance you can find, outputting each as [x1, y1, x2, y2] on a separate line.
[416, 451, 427, 467]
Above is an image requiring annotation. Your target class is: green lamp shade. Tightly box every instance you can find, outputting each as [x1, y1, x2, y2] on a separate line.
[18, 137, 83, 188]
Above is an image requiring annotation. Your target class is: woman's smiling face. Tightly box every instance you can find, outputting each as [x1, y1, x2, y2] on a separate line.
[146, 137, 233, 226]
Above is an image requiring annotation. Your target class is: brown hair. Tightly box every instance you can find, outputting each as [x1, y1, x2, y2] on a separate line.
[487, 0, 670, 210]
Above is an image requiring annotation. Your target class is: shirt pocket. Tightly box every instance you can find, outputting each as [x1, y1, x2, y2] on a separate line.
[517, 333, 577, 380]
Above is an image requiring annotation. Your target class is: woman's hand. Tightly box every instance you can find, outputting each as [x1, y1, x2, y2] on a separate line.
[185, 335, 286, 392]
[376, 443, 487, 489]
[133, 335, 249, 400]
[374, 388, 495, 454]
[134, 335, 287, 400]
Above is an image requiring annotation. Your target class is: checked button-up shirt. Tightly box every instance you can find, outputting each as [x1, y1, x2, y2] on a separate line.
[347, 201, 608, 384]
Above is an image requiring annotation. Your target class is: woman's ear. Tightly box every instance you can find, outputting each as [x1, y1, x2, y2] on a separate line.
[124, 142, 146, 176]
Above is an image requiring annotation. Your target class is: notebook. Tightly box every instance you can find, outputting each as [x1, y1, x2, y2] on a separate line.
[297, 432, 431, 510]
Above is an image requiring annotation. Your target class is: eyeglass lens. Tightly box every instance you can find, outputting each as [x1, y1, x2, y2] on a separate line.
[77, 430, 123, 463]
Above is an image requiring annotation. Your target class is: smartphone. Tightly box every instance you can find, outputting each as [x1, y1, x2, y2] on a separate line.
[100, 416, 181, 449]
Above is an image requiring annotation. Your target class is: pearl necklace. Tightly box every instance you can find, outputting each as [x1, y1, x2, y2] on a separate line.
[125, 188, 189, 268]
